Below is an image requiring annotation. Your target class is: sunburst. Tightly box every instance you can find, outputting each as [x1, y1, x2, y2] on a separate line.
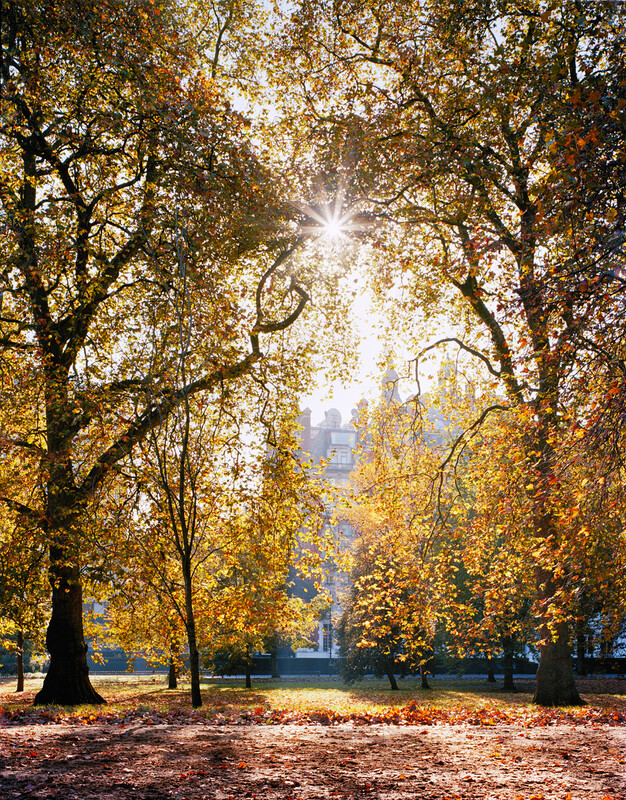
[294, 181, 375, 241]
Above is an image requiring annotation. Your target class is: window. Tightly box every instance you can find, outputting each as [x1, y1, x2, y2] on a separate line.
[322, 623, 332, 652]
[329, 448, 352, 465]
[330, 431, 355, 446]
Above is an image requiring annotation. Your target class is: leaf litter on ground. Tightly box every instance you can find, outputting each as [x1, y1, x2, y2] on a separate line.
[1, 676, 625, 728]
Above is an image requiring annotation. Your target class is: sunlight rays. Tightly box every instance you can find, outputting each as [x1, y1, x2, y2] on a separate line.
[294, 180, 375, 241]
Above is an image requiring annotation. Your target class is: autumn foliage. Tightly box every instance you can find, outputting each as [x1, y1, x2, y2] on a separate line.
[1, 0, 625, 710]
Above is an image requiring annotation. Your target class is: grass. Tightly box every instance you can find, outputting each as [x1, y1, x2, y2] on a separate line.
[1, 674, 625, 719]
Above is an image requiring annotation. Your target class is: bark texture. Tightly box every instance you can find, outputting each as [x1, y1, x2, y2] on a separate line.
[533, 567, 583, 706]
[34, 553, 104, 706]
[533, 624, 583, 706]
[168, 656, 178, 690]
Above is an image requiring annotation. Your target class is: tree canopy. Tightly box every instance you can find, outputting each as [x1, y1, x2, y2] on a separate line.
[281, 0, 626, 705]
[0, 0, 624, 706]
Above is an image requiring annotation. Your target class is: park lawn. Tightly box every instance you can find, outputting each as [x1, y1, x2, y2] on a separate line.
[1, 674, 625, 722]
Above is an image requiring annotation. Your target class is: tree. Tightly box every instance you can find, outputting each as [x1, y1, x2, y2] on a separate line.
[449, 408, 537, 692]
[282, 0, 626, 705]
[0, 364, 49, 691]
[0, 514, 49, 692]
[338, 392, 450, 690]
[337, 535, 414, 691]
[448, 379, 626, 692]
[126, 224, 237, 709]
[206, 438, 326, 688]
[0, 0, 321, 705]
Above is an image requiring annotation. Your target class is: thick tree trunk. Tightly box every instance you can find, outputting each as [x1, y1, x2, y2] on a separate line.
[34, 547, 104, 706]
[15, 630, 24, 693]
[534, 630, 582, 705]
[486, 658, 496, 683]
[420, 663, 430, 689]
[529, 429, 583, 706]
[533, 566, 582, 706]
[386, 670, 398, 690]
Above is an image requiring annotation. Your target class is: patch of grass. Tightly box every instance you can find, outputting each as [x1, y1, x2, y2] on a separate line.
[1, 674, 624, 719]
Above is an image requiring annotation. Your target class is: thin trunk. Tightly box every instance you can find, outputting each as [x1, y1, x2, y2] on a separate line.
[501, 637, 517, 692]
[420, 663, 430, 690]
[168, 637, 181, 688]
[168, 655, 178, 689]
[184, 574, 202, 708]
[486, 658, 496, 683]
[386, 669, 398, 690]
[576, 629, 587, 677]
[15, 630, 24, 693]
[245, 649, 252, 689]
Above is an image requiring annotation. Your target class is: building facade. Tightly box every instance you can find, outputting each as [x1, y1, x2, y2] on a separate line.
[291, 406, 359, 663]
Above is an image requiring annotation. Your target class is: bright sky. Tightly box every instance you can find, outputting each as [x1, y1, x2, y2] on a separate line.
[300, 287, 427, 426]
[296, 199, 445, 424]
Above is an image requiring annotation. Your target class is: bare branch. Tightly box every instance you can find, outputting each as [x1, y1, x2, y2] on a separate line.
[433, 403, 509, 529]
[415, 337, 501, 379]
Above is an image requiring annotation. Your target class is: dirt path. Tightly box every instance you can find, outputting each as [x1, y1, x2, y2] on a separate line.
[1, 720, 625, 800]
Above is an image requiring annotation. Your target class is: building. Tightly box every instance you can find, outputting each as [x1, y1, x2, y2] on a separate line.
[290, 406, 360, 664]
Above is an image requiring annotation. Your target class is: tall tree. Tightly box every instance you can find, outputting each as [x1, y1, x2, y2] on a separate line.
[449, 406, 538, 692]
[283, 0, 626, 705]
[0, 514, 49, 692]
[206, 435, 327, 688]
[0, 0, 317, 705]
[0, 355, 49, 691]
[339, 393, 450, 690]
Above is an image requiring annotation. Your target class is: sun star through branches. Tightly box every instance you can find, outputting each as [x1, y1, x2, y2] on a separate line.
[295, 184, 374, 241]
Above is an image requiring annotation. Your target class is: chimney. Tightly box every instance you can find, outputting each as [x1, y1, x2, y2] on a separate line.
[299, 407, 312, 453]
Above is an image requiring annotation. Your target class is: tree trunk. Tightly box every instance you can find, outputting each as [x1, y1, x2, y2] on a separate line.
[529, 425, 583, 706]
[168, 655, 178, 689]
[534, 630, 582, 705]
[486, 658, 496, 683]
[183, 575, 202, 708]
[533, 567, 582, 706]
[34, 545, 104, 706]
[15, 630, 24, 693]
[245, 653, 252, 689]
[501, 638, 517, 692]
[386, 670, 398, 690]
[270, 632, 280, 679]
[420, 663, 430, 689]
[576, 629, 587, 677]
[188, 641, 202, 708]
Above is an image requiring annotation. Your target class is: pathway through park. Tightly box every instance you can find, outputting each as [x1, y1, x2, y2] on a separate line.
[1, 716, 625, 799]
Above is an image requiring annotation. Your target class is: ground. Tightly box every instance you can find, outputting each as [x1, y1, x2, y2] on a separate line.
[1, 677, 625, 799]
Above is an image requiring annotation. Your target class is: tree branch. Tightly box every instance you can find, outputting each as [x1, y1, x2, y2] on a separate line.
[416, 337, 501, 379]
